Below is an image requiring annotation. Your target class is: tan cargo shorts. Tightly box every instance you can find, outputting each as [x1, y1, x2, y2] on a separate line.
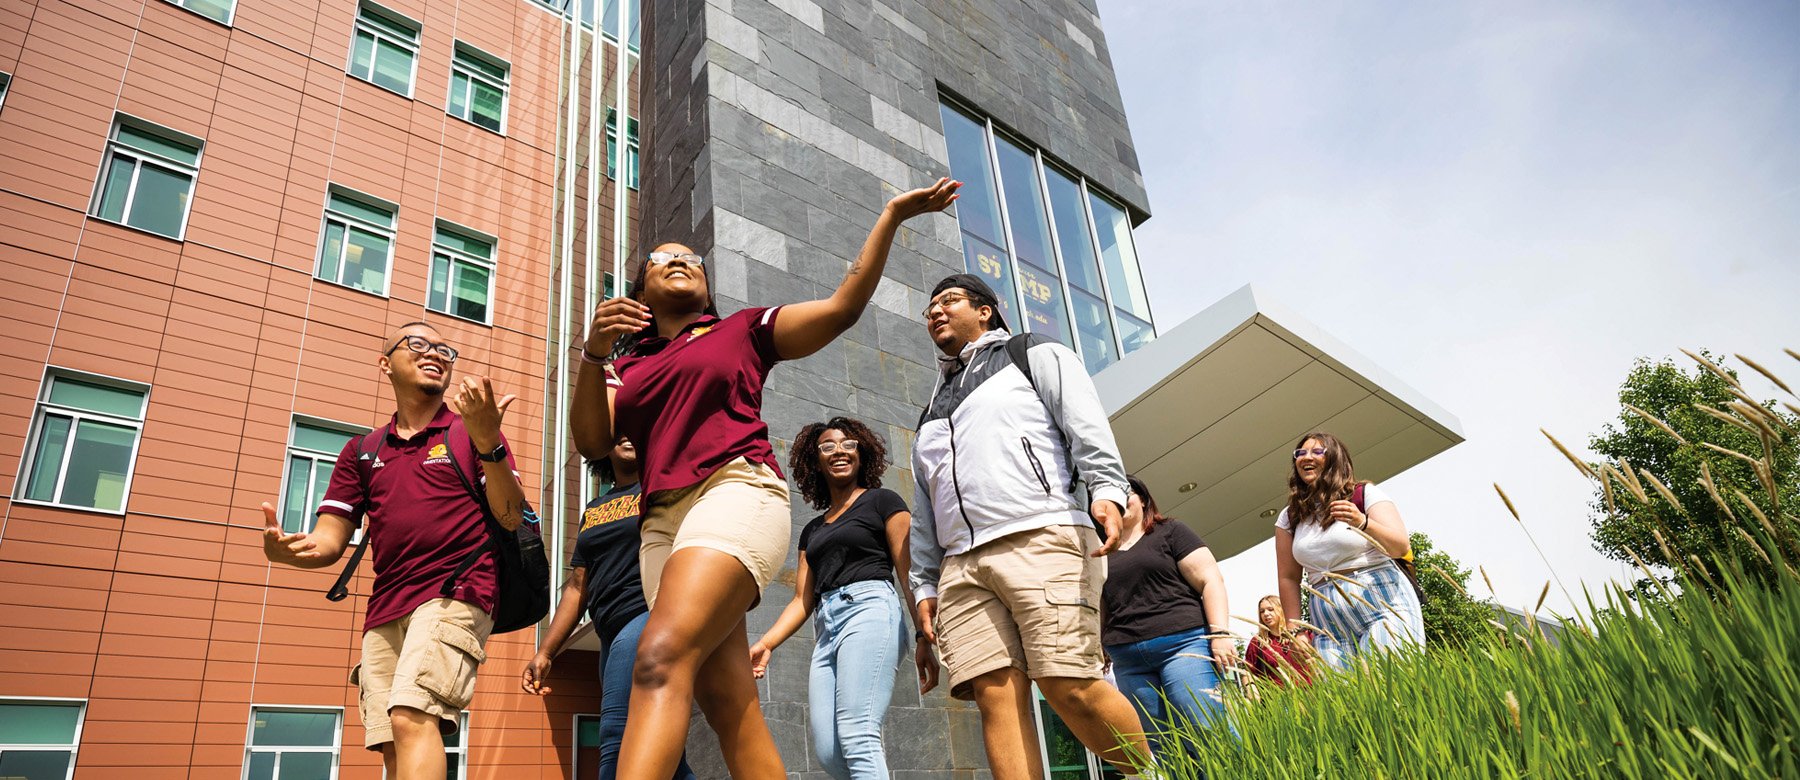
[351, 598, 494, 750]
[639, 457, 792, 608]
[936, 524, 1107, 700]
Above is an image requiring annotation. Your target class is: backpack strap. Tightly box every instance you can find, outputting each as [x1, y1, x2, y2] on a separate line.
[326, 431, 384, 602]
[1007, 333, 1081, 492]
[438, 423, 501, 599]
[1351, 482, 1366, 514]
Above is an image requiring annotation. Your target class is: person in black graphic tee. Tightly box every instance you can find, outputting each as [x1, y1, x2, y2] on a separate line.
[520, 437, 694, 780]
[749, 418, 921, 779]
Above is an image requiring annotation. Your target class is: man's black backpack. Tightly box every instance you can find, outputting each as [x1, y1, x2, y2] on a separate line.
[325, 422, 550, 634]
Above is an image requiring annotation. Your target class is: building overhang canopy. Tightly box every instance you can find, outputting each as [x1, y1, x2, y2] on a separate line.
[1095, 285, 1464, 560]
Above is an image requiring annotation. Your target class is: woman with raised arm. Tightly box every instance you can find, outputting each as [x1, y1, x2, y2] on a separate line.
[518, 437, 695, 780]
[1100, 474, 1236, 763]
[748, 418, 918, 780]
[1273, 432, 1423, 669]
[569, 178, 959, 780]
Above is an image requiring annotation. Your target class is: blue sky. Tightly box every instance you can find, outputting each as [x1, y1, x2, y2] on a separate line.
[1098, 0, 1800, 622]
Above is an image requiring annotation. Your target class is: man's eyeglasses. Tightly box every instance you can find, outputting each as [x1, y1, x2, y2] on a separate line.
[385, 335, 459, 362]
[648, 251, 705, 266]
[1293, 447, 1328, 460]
[920, 292, 973, 318]
[818, 439, 860, 456]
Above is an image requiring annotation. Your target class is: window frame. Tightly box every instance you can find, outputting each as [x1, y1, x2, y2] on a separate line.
[571, 713, 601, 780]
[279, 416, 369, 538]
[13, 368, 150, 516]
[604, 109, 639, 190]
[242, 705, 342, 780]
[427, 220, 498, 326]
[88, 115, 204, 241]
[347, 1, 422, 99]
[161, 0, 236, 26]
[0, 696, 88, 780]
[0, 71, 11, 115]
[447, 42, 509, 135]
[313, 185, 399, 298]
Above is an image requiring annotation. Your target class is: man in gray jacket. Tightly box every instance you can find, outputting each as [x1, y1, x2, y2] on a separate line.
[909, 274, 1148, 778]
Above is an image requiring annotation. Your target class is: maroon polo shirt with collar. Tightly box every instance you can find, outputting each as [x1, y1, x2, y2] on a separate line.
[318, 404, 513, 630]
[608, 306, 786, 496]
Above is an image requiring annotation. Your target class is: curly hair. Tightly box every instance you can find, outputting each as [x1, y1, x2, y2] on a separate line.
[1285, 431, 1358, 527]
[788, 417, 889, 510]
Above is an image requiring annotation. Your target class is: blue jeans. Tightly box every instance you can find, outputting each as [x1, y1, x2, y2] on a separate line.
[809, 579, 905, 779]
[1107, 626, 1227, 764]
[597, 611, 697, 780]
[1311, 561, 1424, 670]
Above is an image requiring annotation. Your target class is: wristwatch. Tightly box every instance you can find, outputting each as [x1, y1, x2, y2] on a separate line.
[477, 442, 509, 463]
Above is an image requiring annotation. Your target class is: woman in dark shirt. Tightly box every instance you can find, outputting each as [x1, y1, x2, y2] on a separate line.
[1101, 475, 1236, 760]
[519, 438, 694, 780]
[749, 418, 919, 779]
[570, 179, 958, 779]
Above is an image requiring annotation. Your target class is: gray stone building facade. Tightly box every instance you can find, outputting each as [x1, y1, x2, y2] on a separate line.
[635, 0, 1156, 777]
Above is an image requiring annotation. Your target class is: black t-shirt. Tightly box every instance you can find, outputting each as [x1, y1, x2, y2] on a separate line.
[797, 488, 908, 600]
[568, 484, 650, 640]
[1100, 520, 1211, 647]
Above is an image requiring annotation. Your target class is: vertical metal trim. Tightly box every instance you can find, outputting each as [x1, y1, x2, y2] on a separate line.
[1076, 177, 1127, 359]
[1032, 149, 1080, 355]
[982, 118, 1030, 328]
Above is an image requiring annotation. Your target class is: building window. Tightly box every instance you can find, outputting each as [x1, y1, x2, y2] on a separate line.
[448, 44, 508, 133]
[0, 72, 11, 114]
[89, 116, 203, 240]
[163, 0, 234, 24]
[1033, 687, 1124, 780]
[0, 699, 86, 780]
[17, 371, 148, 514]
[443, 712, 468, 779]
[315, 188, 397, 296]
[573, 714, 603, 780]
[281, 418, 366, 535]
[937, 98, 1156, 372]
[244, 707, 340, 780]
[428, 222, 497, 324]
[348, 2, 420, 97]
[605, 109, 639, 190]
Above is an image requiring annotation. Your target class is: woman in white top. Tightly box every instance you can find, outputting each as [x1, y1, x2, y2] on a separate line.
[1273, 431, 1423, 668]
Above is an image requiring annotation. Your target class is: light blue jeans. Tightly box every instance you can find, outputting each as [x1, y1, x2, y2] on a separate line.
[1107, 626, 1227, 765]
[809, 579, 906, 779]
[597, 611, 696, 780]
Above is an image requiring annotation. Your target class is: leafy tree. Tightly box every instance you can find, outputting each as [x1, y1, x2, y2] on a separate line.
[1409, 532, 1496, 647]
[1586, 354, 1800, 588]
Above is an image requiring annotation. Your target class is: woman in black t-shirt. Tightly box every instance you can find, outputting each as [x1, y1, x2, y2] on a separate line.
[1100, 475, 1236, 761]
[749, 418, 919, 779]
[520, 437, 694, 780]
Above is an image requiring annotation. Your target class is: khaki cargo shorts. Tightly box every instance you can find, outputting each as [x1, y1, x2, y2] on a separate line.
[639, 457, 792, 608]
[351, 598, 494, 750]
[936, 524, 1106, 700]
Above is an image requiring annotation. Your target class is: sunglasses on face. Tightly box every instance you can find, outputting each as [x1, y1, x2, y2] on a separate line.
[818, 439, 860, 456]
[1293, 447, 1328, 460]
[385, 335, 459, 362]
[647, 251, 705, 266]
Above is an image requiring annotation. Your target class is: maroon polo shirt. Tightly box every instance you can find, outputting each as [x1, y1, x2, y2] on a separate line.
[608, 306, 785, 496]
[319, 404, 512, 630]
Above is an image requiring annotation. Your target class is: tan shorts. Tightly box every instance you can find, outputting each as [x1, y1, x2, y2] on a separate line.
[351, 598, 494, 750]
[935, 524, 1106, 700]
[639, 457, 792, 608]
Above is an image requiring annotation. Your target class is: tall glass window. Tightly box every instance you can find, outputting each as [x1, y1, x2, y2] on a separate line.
[448, 44, 508, 133]
[0, 699, 86, 780]
[937, 98, 1155, 372]
[90, 117, 203, 240]
[605, 110, 639, 190]
[1088, 193, 1154, 354]
[348, 2, 419, 97]
[315, 188, 397, 296]
[281, 419, 364, 535]
[18, 372, 148, 513]
[429, 222, 498, 324]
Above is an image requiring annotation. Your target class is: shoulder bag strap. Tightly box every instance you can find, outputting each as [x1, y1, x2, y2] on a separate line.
[439, 425, 501, 599]
[326, 431, 382, 602]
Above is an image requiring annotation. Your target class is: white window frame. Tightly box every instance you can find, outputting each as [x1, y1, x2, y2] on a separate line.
[242, 705, 342, 780]
[0, 71, 11, 114]
[571, 713, 600, 780]
[604, 110, 639, 191]
[162, 0, 236, 26]
[13, 368, 150, 516]
[279, 416, 369, 542]
[447, 42, 509, 135]
[428, 220, 498, 326]
[88, 115, 204, 241]
[347, 2, 421, 98]
[377, 711, 466, 780]
[313, 185, 398, 298]
[0, 696, 87, 780]
[1030, 685, 1115, 779]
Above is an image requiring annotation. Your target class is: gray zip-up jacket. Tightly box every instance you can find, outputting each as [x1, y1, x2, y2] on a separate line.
[908, 328, 1130, 603]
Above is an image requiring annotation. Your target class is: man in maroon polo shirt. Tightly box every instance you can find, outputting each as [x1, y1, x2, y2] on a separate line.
[256, 321, 528, 780]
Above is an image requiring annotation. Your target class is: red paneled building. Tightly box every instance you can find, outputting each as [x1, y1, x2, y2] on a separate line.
[0, 0, 641, 775]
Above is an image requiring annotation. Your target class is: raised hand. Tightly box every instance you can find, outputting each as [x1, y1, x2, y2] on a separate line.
[886, 177, 961, 222]
[450, 377, 516, 453]
[261, 502, 320, 566]
[584, 296, 652, 358]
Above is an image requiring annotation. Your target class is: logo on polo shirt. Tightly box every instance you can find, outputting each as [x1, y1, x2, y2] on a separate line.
[687, 325, 714, 341]
[429, 443, 447, 458]
[423, 442, 453, 467]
